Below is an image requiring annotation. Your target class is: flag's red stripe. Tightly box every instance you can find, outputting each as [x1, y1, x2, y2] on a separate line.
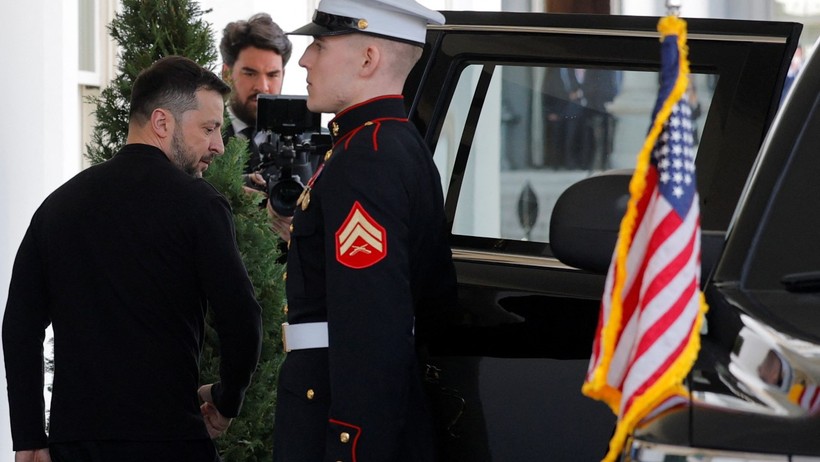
[615, 211, 697, 390]
[640, 212, 695, 316]
[621, 303, 697, 416]
[641, 209, 691, 305]
[616, 278, 698, 393]
[636, 278, 698, 371]
[618, 184, 659, 339]
[588, 168, 659, 374]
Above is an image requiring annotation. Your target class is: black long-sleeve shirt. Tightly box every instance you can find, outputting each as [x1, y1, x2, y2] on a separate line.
[3, 144, 262, 450]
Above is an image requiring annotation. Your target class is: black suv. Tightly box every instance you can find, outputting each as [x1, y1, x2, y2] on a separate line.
[403, 11, 810, 461]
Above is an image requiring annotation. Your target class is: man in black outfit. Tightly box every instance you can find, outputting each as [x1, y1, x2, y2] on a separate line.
[272, 1, 458, 461]
[3, 56, 263, 462]
[219, 12, 292, 189]
[220, 13, 294, 246]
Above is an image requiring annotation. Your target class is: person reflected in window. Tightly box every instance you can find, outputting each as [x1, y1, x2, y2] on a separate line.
[542, 66, 581, 169]
[542, 67, 619, 170]
[685, 79, 703, 145]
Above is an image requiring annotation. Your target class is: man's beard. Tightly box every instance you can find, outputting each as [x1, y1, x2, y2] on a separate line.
[171, 130, 206, 178]
[229, 92, 257, 127]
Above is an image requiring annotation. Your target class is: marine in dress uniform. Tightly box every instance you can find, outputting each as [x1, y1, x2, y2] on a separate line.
[272, 1, 457, 461]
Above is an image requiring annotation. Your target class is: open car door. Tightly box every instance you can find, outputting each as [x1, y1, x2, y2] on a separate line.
[403, 11, 801, 461]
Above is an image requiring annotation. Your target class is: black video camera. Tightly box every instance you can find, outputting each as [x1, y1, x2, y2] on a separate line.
[254, 94, 330, 216]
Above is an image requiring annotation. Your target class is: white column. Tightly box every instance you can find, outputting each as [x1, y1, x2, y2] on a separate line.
[0, 0, 80, 458]
[621, 0, 664, 16]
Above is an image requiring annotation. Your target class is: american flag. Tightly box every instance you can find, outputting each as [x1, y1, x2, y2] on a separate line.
[791, 383, 820, 414]
[581, 15, 709, 462]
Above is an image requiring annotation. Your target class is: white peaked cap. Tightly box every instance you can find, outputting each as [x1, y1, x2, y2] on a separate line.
[289, 0, 445, 46]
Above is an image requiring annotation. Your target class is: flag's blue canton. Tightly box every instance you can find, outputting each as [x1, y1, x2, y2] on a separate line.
[652, 100, 696, 217]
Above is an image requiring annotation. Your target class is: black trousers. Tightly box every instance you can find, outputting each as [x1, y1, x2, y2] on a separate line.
[49, 439, 221, 462]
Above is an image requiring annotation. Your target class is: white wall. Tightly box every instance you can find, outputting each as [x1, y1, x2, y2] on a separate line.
[0, 0, 81, 459]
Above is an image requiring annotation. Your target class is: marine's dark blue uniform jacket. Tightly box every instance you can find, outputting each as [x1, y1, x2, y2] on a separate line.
[273, 95, 457, 462]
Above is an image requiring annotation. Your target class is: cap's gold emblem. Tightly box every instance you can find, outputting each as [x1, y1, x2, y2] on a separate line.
[357, 18, 368, 30]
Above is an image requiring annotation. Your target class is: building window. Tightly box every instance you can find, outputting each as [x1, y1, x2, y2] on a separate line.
[78, 0, 100, 86]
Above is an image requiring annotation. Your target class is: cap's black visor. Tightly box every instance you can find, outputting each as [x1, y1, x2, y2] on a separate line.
[288, 11, 362, 36]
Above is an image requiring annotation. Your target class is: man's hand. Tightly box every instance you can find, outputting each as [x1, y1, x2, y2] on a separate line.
[267, 201, 293, 241]
[242, 172, 268, 196]
[15, 449, 51, 462]
[198, 384, 233, 439]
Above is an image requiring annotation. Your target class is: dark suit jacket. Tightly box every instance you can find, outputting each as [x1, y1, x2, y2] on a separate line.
[223, 122, 264, 173]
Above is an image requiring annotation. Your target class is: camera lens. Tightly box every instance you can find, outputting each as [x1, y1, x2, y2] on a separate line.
[269, 177, 306, 217]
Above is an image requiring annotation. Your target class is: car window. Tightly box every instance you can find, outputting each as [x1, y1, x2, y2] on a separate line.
[745, 97, 820, 291]
[433, 63, 714, 243]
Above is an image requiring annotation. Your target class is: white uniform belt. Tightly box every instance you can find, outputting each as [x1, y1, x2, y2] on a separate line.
[282, 322, 329, 352]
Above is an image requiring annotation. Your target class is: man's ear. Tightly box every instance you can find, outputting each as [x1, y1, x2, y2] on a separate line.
[360, 44, 381, 78]
[150, 108, 173, 139]
[222, 63, 232, 83]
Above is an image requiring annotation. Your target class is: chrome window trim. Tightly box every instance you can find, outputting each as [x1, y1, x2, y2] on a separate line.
[629, 439, 805, 461]
[451, 247, 576, 269]
[429, 24, 788, 44]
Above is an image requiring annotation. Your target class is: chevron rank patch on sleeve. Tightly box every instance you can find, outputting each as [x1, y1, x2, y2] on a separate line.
[335, 201, 387, 269]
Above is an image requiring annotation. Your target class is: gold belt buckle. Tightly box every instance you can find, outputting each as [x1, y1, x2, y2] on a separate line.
[281, 322, 290, 353]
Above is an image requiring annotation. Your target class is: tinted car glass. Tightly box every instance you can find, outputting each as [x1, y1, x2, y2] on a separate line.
[434, 63, 714, 243]
[745, 102, 820, 290]
[411, 13, 798, 252]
